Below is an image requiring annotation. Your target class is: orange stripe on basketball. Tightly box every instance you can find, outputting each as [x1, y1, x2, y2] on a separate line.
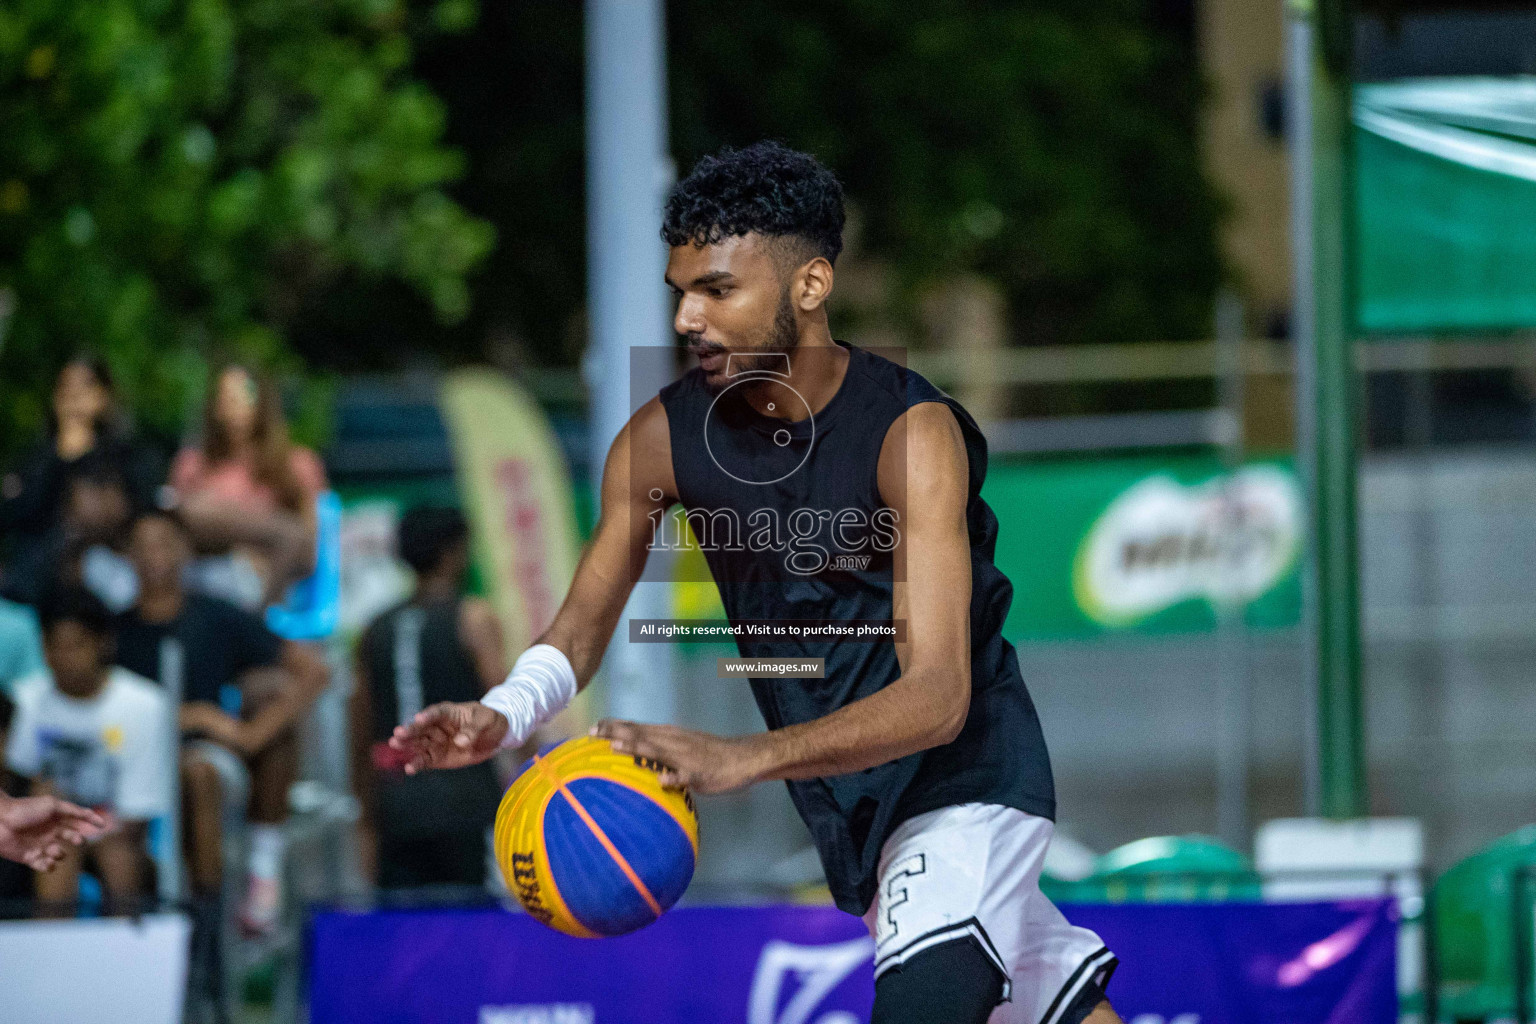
[527, 786, 598, 939]
[588, 775, 700, 857]
[532, 753, 664, 919]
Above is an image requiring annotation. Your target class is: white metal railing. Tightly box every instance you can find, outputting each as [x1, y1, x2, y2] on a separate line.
[518, 335, 1536, 457]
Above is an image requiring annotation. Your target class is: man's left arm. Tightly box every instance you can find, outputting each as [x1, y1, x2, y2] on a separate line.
[596, 401, 972, 793]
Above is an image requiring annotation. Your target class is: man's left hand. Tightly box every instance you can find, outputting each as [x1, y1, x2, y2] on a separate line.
[591, 721, 762, 795]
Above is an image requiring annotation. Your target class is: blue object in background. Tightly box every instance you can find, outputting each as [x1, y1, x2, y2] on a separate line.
[74, 873, 102, 917]
[0, 597, 45, 695]
[266, 491, 342, 641]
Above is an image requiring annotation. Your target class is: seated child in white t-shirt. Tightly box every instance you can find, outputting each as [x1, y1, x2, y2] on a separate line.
[5, 587, 171, 915]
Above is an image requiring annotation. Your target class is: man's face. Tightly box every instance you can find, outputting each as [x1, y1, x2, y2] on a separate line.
[45, 621, 108, 699]
[667, 233, 800, 394]
[128, 516, 189, 591]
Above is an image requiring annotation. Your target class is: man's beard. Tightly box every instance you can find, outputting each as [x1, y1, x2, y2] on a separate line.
[697, 287, 799, 396]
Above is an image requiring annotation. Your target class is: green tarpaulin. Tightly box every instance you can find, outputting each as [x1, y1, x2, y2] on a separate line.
[1355, 78, 1536, 334]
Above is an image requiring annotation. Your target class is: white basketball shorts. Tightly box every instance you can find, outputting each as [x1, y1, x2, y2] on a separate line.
[861, 803, 1117, 1024]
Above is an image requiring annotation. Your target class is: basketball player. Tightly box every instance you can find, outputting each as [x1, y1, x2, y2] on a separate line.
[391, 141, 1122, 1024]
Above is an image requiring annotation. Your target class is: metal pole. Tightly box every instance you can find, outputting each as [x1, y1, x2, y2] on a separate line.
[1287, 0, 1323, 819]
[1287, 0, 1365, 819]
[1214, 289, 1251, 849]
[585, 0, 677, 724]
[157, 637, 185, 905]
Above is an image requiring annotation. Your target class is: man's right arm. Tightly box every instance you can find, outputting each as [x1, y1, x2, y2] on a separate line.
[389, 397, 677, 772]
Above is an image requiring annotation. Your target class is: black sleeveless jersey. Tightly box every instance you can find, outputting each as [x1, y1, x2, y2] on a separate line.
[658, 339, 1055, 914]
[361, 597, 501, 841]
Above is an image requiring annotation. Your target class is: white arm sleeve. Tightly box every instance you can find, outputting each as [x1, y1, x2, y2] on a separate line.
[479, 643, 578, 750]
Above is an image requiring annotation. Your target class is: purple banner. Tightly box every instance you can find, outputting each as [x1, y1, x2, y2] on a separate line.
[1068, 900, 1399, 1024]
[308, 900, 1396, 1024]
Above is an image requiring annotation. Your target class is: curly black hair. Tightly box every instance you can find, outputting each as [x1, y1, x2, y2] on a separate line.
[662, 141, 846, 266]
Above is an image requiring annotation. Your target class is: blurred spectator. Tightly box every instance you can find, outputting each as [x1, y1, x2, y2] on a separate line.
[4, 587, 171, 916]
[170, 364, 328, 608]
[351, 506, 505, 889]
[0, 595, 43, 696]
[115, 510, 328, 934]
[1, 356, 163, 578]
[70, 460, 140, 613]
[2, 456, 138, 611]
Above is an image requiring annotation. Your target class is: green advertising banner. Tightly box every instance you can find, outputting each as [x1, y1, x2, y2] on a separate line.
[984, 455, 1303, 641]
[663, 454, 1303, 645]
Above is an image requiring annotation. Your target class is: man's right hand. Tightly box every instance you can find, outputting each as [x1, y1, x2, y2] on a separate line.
[388, 701, 508, 773]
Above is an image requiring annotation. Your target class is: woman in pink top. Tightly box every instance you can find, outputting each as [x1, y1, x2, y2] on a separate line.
[171, 365, 327, 606]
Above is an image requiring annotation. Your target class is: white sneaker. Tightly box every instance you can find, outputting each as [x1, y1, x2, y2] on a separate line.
[239, 871, 281, 938]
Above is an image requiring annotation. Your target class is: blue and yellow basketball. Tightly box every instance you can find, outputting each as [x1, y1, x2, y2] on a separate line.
[493, 735, 700, 938]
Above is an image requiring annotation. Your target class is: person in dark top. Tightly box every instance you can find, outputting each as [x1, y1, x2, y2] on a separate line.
[1, 356, 163, 597]
[389, 144, 1124, 1024]
[115, 509, 328, 933]
[351, 505, 506, 889]
[3, 455, 138, 610]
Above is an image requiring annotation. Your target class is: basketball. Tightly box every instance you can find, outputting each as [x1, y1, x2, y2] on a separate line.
[493, 735, 700, 938]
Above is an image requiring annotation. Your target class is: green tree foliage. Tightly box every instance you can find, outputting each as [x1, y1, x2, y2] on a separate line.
[290, 0, 585, 372]
[392, 1, 1222, 373]
[668, 0, 1225, 349]
[0, 0, 494, 451]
